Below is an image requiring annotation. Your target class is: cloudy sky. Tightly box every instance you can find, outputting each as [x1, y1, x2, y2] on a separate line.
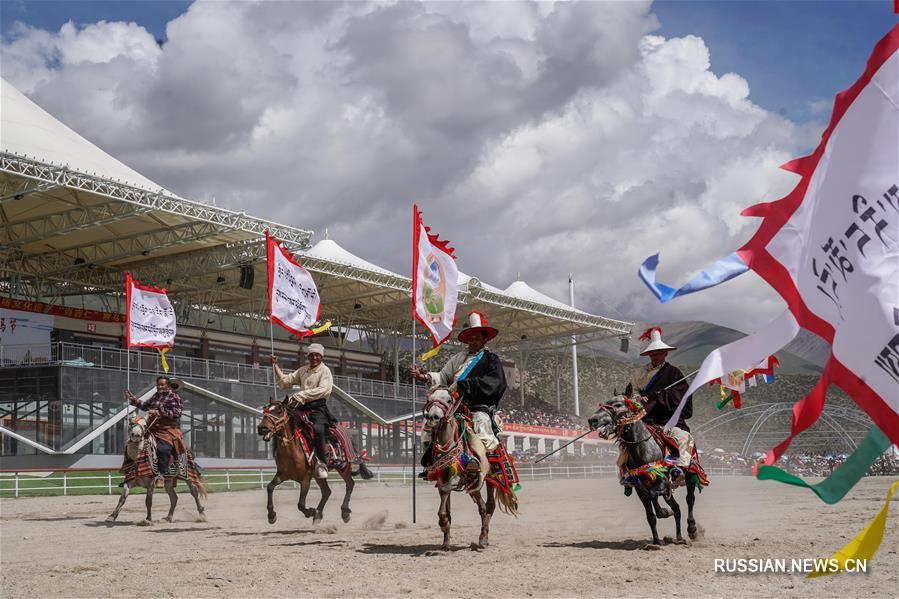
[1, 1, 895, 333]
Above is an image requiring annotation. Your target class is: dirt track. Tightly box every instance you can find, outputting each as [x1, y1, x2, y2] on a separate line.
[1, 476, 896, 598]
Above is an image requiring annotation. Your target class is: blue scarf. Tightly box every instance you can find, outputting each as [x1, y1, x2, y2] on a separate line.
[457, 350, 485, 382]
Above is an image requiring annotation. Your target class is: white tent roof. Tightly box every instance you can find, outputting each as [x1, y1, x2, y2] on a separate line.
[0, 78, 169, 192]
[503, 280, 586, 314]
[302, 239, 403, 278]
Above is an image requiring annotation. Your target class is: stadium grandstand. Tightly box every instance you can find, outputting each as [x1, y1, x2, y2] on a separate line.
[0, 77, 631, 469]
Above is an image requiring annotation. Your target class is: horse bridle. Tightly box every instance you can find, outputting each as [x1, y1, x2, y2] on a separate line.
[261, 403, 291, 439]
[599, 401, 651, 445]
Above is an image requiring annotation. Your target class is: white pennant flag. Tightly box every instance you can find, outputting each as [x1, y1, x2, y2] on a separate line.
[126, 272, 176, 348]
[412, 205, 459, 356]
[267, 232, 322, 338]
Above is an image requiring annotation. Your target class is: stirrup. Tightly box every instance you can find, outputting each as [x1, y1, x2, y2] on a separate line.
[315, 463, 329, 479]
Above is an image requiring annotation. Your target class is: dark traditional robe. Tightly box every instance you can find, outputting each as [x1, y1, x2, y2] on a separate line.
[455, 349, 508, 411]
[640, 362, 691, 431]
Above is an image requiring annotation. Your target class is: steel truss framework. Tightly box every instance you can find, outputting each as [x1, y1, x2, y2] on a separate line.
[1, 153, 632, 348]
[694, 402, 874, 455]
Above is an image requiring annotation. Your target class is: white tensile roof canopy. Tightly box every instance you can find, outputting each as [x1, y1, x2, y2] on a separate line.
[0, 77, 632, 347]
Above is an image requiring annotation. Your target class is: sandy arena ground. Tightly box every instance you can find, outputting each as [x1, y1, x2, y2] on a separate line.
[1, 476, 896, 598]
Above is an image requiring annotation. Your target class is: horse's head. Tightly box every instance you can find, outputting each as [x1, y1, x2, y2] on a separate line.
[128, 416, 147, 444]
[588, 383, 637, 438]
[258, 401, 290, 442]
[422, 387, 455, 439]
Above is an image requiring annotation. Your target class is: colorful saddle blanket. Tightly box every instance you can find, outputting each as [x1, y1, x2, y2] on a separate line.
[622, 424, 709, 488]
[291, 411, 360, 473]
[119, 439, 202, 488]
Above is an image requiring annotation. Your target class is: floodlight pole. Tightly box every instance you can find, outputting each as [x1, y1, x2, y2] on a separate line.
[569, 274, 580, 417]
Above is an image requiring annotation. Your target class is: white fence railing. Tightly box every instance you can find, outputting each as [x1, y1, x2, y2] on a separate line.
[0, 463, 758, 497]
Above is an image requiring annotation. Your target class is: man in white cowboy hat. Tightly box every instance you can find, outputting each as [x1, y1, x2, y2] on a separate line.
[411, 310, 507, 466]
[271, 343, 334, 479]
[629, 326, 694, 484]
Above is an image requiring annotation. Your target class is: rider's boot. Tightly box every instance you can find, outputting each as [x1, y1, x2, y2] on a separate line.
[669, 466, 685, 486]
[315, 461, 328, 480]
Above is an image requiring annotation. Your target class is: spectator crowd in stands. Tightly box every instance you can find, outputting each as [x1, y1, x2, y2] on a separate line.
[500, 397, 586, 430]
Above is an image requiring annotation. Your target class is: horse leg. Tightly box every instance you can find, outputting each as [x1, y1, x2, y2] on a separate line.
[662, 493, 684, 543]
[339, 470, 355, 523]
[651, 496, 673, 519]
[298, 475, 315, 518]
[472, 484, 495, 547]
[635, 487, 660, 547]
[437, 488, 451, 550]
[106, 483, 131, 523]
[686, 482, 698, 540]
[312, 476, 331, 524]
[266, 474, 283, 524]
[162, 479, 178, 522]
[138, 483, 154, 526]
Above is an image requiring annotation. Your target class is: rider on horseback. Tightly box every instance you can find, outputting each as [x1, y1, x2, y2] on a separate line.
[629, 327, 695, 485]
[271, 343, 335, 480]
[411, 311, 507, 472]
[124, 375, 186, 478]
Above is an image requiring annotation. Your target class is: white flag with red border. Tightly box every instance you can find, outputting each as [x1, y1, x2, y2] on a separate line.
[412, 205, 459, 350]
[125, 272, 176, 348]
[267, 232, 321, 338]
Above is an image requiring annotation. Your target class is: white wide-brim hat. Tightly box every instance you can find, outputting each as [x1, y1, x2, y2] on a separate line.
[639, 327, 676, 356]
[305, 343, 325, 356]
[458, 310, 498, 343]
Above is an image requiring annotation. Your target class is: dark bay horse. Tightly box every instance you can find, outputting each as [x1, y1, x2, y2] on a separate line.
[588, 384, 703, 547]
[257, 400, 372, 525]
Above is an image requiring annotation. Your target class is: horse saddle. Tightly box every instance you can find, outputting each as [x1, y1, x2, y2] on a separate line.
[646, 424, 697, 465]
[289, 409, 349, 469]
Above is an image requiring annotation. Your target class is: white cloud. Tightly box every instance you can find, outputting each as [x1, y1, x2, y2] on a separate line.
[0, 1, 818, 333]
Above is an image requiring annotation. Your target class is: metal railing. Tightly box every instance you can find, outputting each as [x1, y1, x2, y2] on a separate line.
[0, 463, 761, 497]
[0, 342, 422, 399]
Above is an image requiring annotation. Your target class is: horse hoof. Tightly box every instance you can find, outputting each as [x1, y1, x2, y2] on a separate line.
[441, 544, 451, 552]
[478, 537, 489, 547]
[313, 517, 323, 525]
[688, 530, 697, 540]
[673, 538, 688, 545]
[470, 542, 484, 551]
[341, 511, 351, 524]
[105, 516, 116, 524]
[137, 519, 153, 527]
[642, 543, 662, 551]
[268, 513, 277, 525]
[196, 514, 207, 523]
[162, 516, 174, 523]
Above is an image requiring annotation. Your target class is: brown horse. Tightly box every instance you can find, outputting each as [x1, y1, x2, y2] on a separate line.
[257, 400, 371, 525]
[422, 389, 517, 550]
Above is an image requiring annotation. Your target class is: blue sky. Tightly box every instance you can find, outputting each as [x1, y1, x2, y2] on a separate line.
[2, 1, 896, 123]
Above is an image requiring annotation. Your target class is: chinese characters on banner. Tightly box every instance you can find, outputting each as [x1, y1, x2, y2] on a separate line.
[125, 272, 176, 348]
[266, 232, 321, 337]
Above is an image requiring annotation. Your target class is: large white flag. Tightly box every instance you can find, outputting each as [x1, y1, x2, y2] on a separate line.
[412, 205, 459, 353]
[267, 232, 321, 338]
[126, 272, 176, 348]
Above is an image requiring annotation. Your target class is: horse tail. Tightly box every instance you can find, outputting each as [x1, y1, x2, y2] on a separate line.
[495, 488, 519, 518]
[353, 457, 374, 480]
[193, 475, 208, 499]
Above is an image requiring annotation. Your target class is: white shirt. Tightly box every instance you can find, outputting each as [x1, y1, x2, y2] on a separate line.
[278, 363, 333, 404]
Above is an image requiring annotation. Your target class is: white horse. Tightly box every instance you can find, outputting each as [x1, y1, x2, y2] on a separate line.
[421, 388, 498, 549]
[106, 416, 207, 525]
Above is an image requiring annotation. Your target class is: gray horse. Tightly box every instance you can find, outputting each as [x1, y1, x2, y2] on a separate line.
[588, 384, 699, 547]
[106, 416, 207, 525]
